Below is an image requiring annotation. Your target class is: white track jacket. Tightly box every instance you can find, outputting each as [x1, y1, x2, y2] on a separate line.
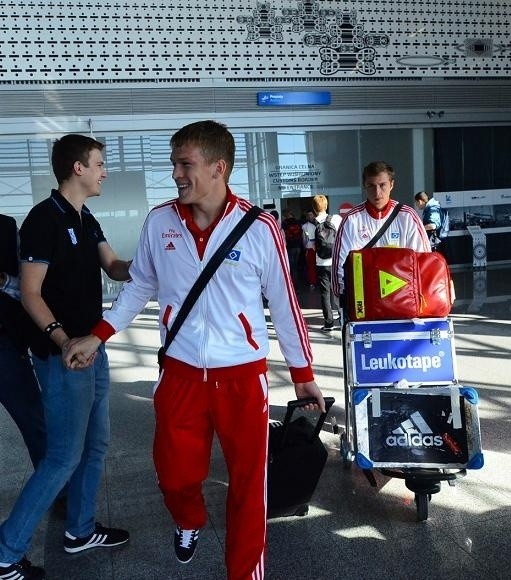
[98, 194, 313, 382]
[331, 199, 431, 296]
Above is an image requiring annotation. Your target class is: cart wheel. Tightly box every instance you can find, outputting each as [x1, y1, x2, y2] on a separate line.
[340, 432, 354, 469]
[415, 493, 429, 521]
[343, 452, 354, 469]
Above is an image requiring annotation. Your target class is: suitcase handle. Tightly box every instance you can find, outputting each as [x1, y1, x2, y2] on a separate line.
[280, 397, 335, 446]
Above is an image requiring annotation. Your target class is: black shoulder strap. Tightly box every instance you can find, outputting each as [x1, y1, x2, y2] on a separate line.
[161, 205, 263, 354]
[364, 203, 403, 249]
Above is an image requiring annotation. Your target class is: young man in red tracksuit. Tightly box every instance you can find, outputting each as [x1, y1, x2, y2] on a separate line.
[64, 120, 325, 580]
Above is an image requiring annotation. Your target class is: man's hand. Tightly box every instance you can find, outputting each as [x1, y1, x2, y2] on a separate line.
[63, 335, 102, 369]
[294, 381, 326, 413]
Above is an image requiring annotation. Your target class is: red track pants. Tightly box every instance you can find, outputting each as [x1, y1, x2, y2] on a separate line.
[153, 357, 268, 580]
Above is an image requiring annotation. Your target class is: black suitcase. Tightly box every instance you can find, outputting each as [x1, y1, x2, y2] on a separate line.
[267, 397, 335, 519]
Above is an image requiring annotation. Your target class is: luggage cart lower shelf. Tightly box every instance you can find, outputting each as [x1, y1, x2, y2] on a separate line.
[340, 425, 471, 521]
[339, 318, 484, 522]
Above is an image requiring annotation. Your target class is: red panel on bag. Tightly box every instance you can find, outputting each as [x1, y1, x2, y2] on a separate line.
[344, 248, 453, 321]
[417, 252, 453, 317]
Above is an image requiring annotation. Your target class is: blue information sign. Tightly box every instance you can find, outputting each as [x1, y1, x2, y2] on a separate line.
[257, 91, 331, 106]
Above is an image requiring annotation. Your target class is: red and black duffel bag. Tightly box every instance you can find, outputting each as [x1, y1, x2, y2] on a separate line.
[344, 247, 455, 321]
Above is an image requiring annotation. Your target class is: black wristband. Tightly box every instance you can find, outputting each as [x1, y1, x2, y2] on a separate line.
[44, 321, 63, 336]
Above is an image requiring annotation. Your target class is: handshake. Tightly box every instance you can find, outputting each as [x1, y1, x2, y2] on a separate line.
[61, 335, 102, 369]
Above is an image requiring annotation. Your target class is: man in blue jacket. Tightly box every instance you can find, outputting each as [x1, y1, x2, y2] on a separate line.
[414, 190, 443, 249]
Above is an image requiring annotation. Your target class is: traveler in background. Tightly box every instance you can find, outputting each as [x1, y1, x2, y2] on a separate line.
[0, 213, 46, 470]
[0, 134, 131, 580]
[302, 210, 317, 289]
[414, 190, 445, 252]
[63, 120, 325, 580]
[332, 161, 430, 302]
[269, 209, 285, 242]
[281, 209, 303, 287]
[311, 195, 341, 331]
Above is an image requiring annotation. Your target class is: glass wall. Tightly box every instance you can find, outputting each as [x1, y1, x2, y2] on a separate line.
[10, 124, 505, 292]
[3, 123, 511, 289]
[0, 126, 426, 250]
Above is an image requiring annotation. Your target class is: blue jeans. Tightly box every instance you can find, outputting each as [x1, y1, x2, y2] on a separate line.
[0, 333, 46, 468]
[0, 345, 110, 563]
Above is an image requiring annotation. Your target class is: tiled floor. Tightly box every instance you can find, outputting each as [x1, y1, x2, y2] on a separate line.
[1, 265, 510, 579]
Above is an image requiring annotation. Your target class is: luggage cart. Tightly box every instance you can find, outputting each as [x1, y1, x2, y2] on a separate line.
[338, 317, 484, 521]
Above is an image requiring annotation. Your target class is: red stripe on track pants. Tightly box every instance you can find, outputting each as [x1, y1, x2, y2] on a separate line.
[153, 367, 269, 580]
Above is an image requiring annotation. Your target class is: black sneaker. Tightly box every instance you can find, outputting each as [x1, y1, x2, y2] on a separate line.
[0, 557, 45, 579]
[174, 526, 199, 564]
[64, 522, 129, 554]
[321, 323, 334, 331]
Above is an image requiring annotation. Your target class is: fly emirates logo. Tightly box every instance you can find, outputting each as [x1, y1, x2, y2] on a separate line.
[361, 352, 443, 373]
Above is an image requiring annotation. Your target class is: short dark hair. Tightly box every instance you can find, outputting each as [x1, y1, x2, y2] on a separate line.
[414, 191, 430, 203]
[51, 134, 104, 184]
[170, 120, 235, 181]
[362, 161, 395, 184]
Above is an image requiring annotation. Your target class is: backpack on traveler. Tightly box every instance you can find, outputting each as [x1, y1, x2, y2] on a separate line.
[314, 215, 336, 259]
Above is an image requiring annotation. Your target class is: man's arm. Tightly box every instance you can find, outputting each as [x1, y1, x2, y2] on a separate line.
[65, 224, 158, 369]
[20, 261, 71, 354]
[62, 241, 131, 369]
[260, 216, 325, 412]
[98, 241, 132, 281]
[331, 217, 351, 297]
[404, 209, 432, 252]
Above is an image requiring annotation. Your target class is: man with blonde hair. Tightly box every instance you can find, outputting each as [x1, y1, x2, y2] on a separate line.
[312, 194, 341, 331]
[64, 120, 325, 580]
